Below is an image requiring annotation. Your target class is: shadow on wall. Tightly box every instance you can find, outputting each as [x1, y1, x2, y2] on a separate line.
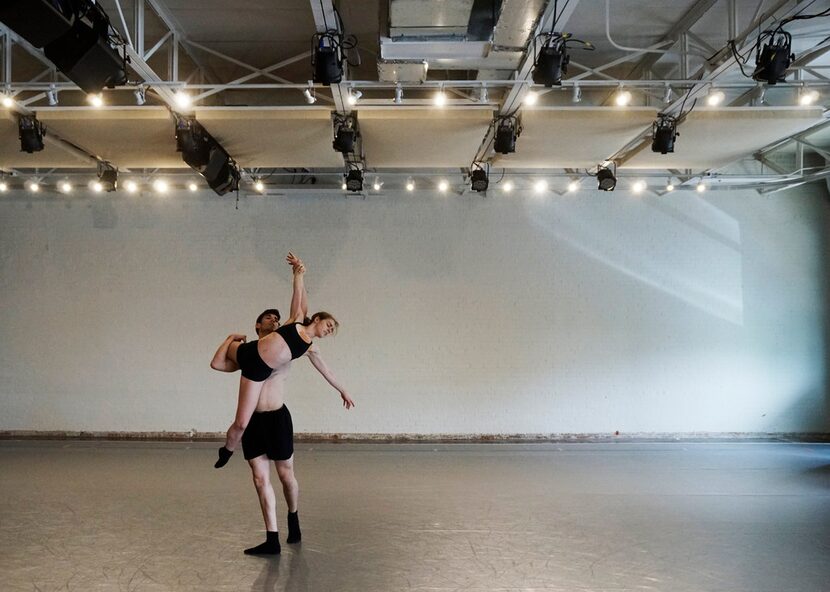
[526, 191, 744, 325]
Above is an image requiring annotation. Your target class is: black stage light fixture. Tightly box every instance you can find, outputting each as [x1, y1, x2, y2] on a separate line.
[203, 146, 240, 195]
[176, 117, 212, 169]
[752, 30, 794, 85]
[345, 169, 363, 192]
[651, 114, 678, 154]
[470, 169, 489, 192]
[597, 165, 617, 191]
[533, 36, 568, 87]
[333, 115, 358, 154]
[18, 115, 46, 153]
[174, 117, 240, 195]
[494, 116, 520, 154]
[97, 162, 118, 192]
[312, 32, 344, 85]
[0, 0, 73, 48]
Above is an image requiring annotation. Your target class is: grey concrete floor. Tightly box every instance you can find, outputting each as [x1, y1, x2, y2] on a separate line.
[0, 441, 829, 592]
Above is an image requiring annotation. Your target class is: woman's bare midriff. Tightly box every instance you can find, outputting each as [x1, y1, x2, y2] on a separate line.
[256, 364, 290, 412]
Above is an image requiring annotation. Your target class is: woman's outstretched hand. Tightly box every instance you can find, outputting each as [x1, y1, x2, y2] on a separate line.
[286, 252, 305, 274]
[340, 391, 355, 410]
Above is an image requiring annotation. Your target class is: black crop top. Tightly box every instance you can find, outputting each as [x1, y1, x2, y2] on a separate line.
[276, 323, 312, 359]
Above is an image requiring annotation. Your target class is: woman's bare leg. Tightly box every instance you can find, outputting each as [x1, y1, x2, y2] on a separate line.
[224, 377, 263, 451]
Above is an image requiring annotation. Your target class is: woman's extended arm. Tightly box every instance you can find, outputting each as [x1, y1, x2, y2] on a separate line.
[210, 334, 245, 372]
[306, 347, 355, 409]
[285, 252, 307, 323]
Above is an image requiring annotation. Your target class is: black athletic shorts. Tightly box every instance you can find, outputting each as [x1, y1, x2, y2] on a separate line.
[241, 405, 294, 461]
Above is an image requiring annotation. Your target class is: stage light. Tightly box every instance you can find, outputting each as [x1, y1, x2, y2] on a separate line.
[332, 115, 358, 154]
[174, 91, 192, 109]
[345, 169, 363, 192]
[568, 180, 579, 192]
[18, 115, 45, 153]
[597, 166, 616, 191]
[799, 89, 819, 106]
[572, 84, 582, 103]
[524, 90, 539, 106]
[134, 86, 146, 105]
[752, 30, 793, 85]
[615, 88, 631, 106]
[651, 114, 678, 154]
[91, 181, 103, 193]
[253, 179, 265, 192]
[87, 93, 104, 107]
[502, 181, 513, 193]
[153, 179, 169, 193]
[59, 181, 72, 193]
[124, 180, 138, 193]
[532, 33, 571, 87]
[470, 169, 489, 192]
[438, 180, 448, 192]
[0, 181, 8, 192]
[188, 182, 199, 192]
[341, 181, 347, 190]
[534, 180, 548, 193]
[35, 1, 127, 94]
[696, 182, 706, 192]
[434, 88, 446, 106]
[347, 88, 362, 105]
[372, 177, 382, 191]
[494, 116, 520, 154]
[706, 90, 725, 106]
[666, 183, 675, 192]
[97, 163, 117, 192]
[2, 95, 14, 108]
[28, 181, 40, 192]
[303, 83, 317, 104]
[176, 117, 211, 168]
[406, 177, 415, 191]
[312, 32, 343, 85]
[632, 180, 646, 193]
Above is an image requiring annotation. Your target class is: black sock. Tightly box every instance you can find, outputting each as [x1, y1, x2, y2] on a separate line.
[244, 531, 280, 555]
[286, 511, 301, 543]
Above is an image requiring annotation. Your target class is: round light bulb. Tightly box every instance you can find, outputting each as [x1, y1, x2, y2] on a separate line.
[174, 91, 192, 108]
[0, 181, 8, 192]
[92, 181, 103, 193]
[666, 184, 675, 192]
[632, 180, 646, 193]
[59, 181, 72, 193]
[87, 94, 104, 108]
[568, 181, 579, 192]
[438, 180, 448, 192]
[524, 91, 539, 106]
[254, 181, 264, 192]
[124, 180, 138, 193]
[696, 182, 706, 193]
[434, 91, 446, 106]
[188, 182, 198, 192]
[153, 179, 169, 193]
[502, 181, 513, 193]
[615, 90, 632, 106]
[706, 91, 725, 106]
[799, 90, 819, 106]
[534, 180, 548, 193]
[406, 180, 415, 191]
[2, 95, 14, 108]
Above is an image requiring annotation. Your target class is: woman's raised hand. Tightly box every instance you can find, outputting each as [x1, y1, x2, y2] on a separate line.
[286, 251, 305, 274]
[228, 334, 246, 342]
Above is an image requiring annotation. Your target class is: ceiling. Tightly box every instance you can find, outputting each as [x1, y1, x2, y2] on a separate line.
[1, 0, 829, 192]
